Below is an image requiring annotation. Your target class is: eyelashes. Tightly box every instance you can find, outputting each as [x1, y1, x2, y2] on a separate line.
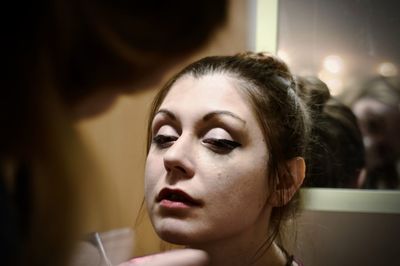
[153, 135, 178, 148]
[152, 135, 241, 153]
[202, 138, 242, 153]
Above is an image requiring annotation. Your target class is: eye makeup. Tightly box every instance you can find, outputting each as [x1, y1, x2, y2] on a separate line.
[150, 108, 247, 154]
[153, 135, 177, 148]
[202, 138, 242, 154]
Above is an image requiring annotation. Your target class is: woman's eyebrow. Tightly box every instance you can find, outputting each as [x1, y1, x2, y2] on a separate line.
[203, 111, 246, 125]
[154, 109, 177, 121]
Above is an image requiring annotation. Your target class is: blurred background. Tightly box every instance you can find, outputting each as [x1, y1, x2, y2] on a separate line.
[278, 0, 399, 96]
[278, 0, 400, 190]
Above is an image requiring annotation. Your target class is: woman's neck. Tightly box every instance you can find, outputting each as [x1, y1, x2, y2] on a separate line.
[190, 240, 287, 266]
[187, 215, 288, 266]
[182, 206, 289, 265]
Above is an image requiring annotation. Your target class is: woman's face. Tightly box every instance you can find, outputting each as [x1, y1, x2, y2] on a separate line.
[145, 73, 272, 245]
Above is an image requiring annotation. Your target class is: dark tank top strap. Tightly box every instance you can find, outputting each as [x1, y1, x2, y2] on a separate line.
[277, 243, 303, 266]
[285, 254, 294, 266]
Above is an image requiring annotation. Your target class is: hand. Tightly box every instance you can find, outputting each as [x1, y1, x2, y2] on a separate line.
[118, 249, 209, 266]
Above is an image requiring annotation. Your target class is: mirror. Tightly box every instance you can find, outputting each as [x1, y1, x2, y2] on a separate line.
[251, 0, 400, 212]
[252, 3, 400, 265]
[274, 0, 400, 190]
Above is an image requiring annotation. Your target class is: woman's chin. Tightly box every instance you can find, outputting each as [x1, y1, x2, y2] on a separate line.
[152, 217, 196, 245]
[156, 226, 207, 246]
[152, 218, 209, 245]
[157, 228, 195, 245]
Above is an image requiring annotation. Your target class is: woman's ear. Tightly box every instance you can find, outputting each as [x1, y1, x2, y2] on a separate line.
[269, 157, 306, 207]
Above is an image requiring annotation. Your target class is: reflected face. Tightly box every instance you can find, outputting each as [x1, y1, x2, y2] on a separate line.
[353, 97, 400, 168]
[145, 74, 271, 245]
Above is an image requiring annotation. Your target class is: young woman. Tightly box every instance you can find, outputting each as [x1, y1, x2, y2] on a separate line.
[144, 52, 310, 266]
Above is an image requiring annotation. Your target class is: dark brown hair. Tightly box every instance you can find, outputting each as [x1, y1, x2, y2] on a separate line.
[146, 52, 311, 260]
[36, 0, 227, 107]
[296, 76, 365, 188]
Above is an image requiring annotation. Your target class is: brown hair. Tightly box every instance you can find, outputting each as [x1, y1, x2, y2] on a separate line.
[35, 0, 228, 107]
[296, 76, 365, 188]
[146, 52, 311, 258]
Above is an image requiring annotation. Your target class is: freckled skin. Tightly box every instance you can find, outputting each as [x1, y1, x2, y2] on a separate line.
[145, 74, 272, 247]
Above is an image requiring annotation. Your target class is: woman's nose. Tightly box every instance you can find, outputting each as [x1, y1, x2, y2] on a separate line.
[163, 135, 195, 179]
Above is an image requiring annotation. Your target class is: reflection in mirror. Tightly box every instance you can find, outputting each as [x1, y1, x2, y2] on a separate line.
[277, 0, 400, 189]
[296, 76, 367, 189]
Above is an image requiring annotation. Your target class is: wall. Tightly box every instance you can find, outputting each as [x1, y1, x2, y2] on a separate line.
[288, 210, 400, 266]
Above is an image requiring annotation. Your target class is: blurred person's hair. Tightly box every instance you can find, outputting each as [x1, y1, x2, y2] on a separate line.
[1, 1, 227, 265]
[339, 75, 400, 189]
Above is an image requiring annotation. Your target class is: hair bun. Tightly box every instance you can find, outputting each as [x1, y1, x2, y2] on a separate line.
[295, 76, 331, 114]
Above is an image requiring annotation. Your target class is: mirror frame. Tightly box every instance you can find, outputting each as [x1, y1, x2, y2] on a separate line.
[252, 0, 400, 214]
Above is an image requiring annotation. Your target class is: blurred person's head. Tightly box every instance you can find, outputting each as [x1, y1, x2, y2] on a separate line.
[296, 76, 366, 188]
[2, 1, 228, 265]
[341, 76, 400, 188]
[9, 0, 228, 118]
[144, 52, 310, 265]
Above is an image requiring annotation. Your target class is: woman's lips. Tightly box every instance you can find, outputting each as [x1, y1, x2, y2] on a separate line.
[156, 188, 203, 208]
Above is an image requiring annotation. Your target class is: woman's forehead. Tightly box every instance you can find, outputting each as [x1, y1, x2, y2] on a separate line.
[162, 74, 243, 105]
[158, 74, 260, 127]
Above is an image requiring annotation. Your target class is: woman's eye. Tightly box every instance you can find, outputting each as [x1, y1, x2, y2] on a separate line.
[153, 135, 177, 148]
[203, 138, 241, 153]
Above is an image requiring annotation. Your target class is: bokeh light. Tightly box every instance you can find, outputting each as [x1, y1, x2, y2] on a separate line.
[323, 55, 344, 74]
[377, 62, 398, 77]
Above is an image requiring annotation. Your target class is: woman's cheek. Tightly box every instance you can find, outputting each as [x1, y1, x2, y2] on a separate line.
[144, 158, 159, 200]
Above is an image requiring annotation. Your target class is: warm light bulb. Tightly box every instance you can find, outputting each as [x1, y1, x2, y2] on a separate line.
[323, 55, 343, 74]
[377, 62, 397, 77]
